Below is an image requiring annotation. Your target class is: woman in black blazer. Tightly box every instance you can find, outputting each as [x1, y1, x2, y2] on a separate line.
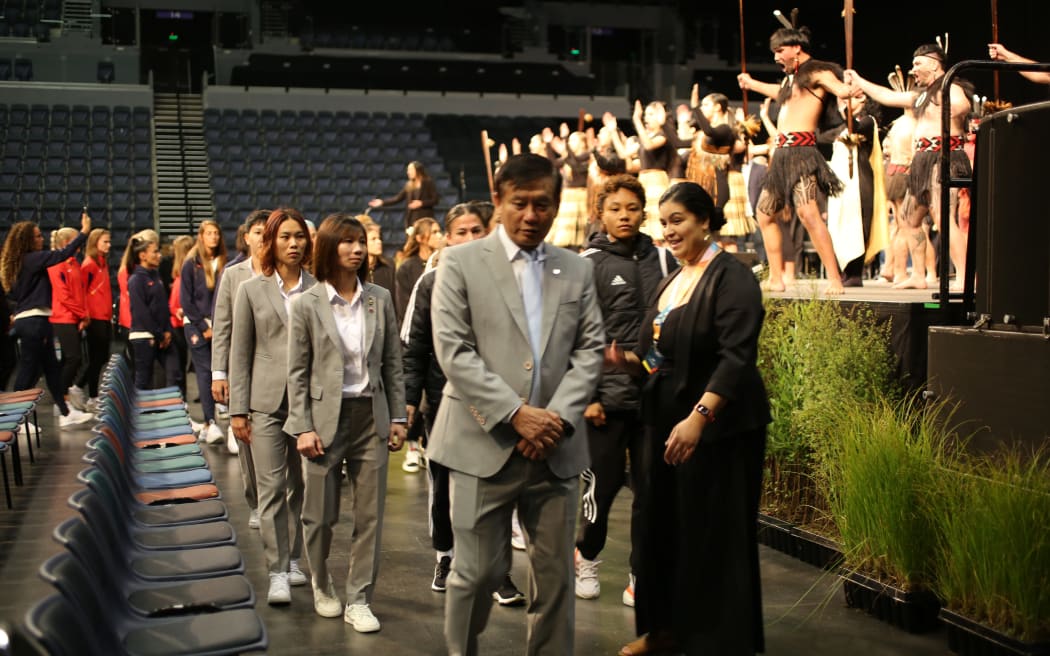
[611, 182, 770, 656]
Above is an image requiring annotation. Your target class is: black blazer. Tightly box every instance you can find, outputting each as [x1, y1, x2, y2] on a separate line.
[638, 251, 770, 441]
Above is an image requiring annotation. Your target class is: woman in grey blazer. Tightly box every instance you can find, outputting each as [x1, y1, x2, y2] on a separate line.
[229, 208, 315, 606]
[285, 214, 407, 633]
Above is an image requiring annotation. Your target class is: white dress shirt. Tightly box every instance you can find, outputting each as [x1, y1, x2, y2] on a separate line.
[276, 269, 306, 316]
[325, 282, 371, 398]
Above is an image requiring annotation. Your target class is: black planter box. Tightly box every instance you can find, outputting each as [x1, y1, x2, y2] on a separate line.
[841, 570, 942, 634]
[756, 514, 843, 571]
[941, 609, 1050, 656]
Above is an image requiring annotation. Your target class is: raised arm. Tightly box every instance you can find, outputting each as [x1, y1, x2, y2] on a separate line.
[988, 43, 1050, 84]
[846, 69, 914, 109]
[737, 73, 782, 100]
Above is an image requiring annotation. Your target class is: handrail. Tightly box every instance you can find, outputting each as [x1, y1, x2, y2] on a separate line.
[937, 59, 1050, 319]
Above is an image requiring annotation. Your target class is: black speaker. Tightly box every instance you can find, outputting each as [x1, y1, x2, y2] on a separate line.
[974, 101, 1050, 328]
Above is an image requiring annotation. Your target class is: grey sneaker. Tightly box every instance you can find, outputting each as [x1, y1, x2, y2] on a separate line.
[288, 560, 308, 586]
[432, 556, 451, 592]
[267, 572, 291, 605]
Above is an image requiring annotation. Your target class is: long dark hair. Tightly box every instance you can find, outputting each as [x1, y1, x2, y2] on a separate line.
[0, 221, 38, 290]
[408, 160, 432, 190]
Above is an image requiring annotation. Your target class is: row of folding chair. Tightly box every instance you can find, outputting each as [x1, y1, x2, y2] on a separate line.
[1, 104, 150, 129]
[202, 108, 425, 131]
[18, 354, 266, 655]
[0, 389, 43, 508]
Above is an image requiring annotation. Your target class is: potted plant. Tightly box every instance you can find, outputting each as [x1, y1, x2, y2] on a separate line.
[816, 395, 955, 633]
[935, 449, 1050, 655]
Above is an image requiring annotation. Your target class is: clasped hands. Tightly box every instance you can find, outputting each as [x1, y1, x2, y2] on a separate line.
[512, 404, 565, 461]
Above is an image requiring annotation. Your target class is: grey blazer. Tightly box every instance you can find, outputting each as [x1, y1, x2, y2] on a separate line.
[211, 259, 255, 376]
[284, 281, 406, 450]
[428, 232, 605, 480]
[228, 270, 317, 417]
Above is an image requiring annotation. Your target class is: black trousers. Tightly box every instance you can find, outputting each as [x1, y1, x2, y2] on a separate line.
[129, 338, 183, 391]
[12, 316, 69, 414]
[52, 322, 83, 393]
[77, 319, 111, 398]
[575, 410, 646, 574]
[0, 309, 15, 390]
[423, 408, 453, 552]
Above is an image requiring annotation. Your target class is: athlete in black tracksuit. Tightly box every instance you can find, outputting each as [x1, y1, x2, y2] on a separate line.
[577, 229, 677, 592]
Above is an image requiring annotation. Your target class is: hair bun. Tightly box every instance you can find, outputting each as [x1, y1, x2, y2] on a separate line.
[709, 207, 727, 232]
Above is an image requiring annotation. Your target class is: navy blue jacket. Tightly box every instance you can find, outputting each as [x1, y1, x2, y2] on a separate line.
[128, 267, 170, 338]
[9, 232, 88, 315]
[179, 255, 216, 335]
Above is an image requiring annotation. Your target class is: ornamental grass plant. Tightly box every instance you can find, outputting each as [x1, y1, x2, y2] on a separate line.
[816, 394, 960, 591]
[934, 448, 1050, 642]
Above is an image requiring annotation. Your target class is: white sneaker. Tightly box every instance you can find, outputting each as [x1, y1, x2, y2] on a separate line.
[574, 548, 601, 599]
[248, 509, 260, 530]
[289, 560, 308, 586]
[511, 509, 526, 551]
[267, 572, 291, 605]
[401, 444, 420, 473]
[313, 576, 342, 618]
[204, 420, 224, 444]
[622, 573, 636, 607]
[226, 424, 239, 454]
[59, 407, 95, 429]
[86, 397, 99, 413]
[189, 419, 205, 439]
[344, 604, 381, 633]
[68, 385, 88, 411]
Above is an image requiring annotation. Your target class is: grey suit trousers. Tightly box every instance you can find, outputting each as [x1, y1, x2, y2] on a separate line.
[251, 407, 304, 575]
[445, 453, 579, 656]
[301, 397, 387, 605]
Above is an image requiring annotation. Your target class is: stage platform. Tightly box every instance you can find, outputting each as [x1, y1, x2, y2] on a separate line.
[763, 278, 969, 387]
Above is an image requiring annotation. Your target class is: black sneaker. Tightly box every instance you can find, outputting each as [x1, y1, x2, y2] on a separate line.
[432, 556, 451, 592]
[492, 576, 526, 606]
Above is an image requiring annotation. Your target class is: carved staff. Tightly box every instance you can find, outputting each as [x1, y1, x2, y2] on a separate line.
[481, 130, 496, 203]
[991, 0, 1000, 102]
[739, 0, 749, 115]
[843, 0, 855, 177]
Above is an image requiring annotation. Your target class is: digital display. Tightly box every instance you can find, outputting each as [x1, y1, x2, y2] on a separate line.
[156, 10, 194, 19]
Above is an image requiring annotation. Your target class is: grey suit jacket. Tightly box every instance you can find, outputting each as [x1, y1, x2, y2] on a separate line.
[211, 259, 256, 376]
[284, 281, 406, 452]
[428, 232, 605, 479]
[228, 270, 317, 417]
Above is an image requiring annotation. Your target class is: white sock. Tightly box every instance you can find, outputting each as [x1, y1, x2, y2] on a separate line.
[436, 550, 453, 562]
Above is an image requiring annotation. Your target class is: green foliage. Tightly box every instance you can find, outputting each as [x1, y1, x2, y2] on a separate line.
[817, 395, 958, 590]
[757, 298, 898, 525]
[934, 449, 1050, 642]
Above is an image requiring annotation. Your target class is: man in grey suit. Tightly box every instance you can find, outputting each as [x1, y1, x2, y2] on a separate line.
[429, 154, 605, 655]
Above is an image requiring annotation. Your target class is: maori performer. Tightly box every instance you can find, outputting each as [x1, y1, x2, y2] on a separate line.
[632, 100, 682, 239]
[988, 43, 1050, 84]
[738, 18, 852, 294]
[685, 84, 756, 251]
[847, 41, 973, 289]
[548, 127, 593, 248]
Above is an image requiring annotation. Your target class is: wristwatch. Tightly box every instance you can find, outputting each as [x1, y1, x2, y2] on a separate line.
[694, 403, 716, 422]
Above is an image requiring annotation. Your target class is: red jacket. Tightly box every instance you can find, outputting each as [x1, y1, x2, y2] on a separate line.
[48, 257, 87, 325]
[169, 274, 184, 329]
[118, 267, 131, 329]
[82, 255, 112, 321]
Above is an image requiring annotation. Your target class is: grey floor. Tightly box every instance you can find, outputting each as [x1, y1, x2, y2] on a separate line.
[0, 389, 951, 655]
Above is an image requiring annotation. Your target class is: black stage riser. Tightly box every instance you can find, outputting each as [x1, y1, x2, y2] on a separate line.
[927, 327, 1050, 453]
[974, 101, 1050, 328]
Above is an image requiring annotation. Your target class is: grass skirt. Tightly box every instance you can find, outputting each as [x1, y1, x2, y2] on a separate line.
[762, 146, 844, 210]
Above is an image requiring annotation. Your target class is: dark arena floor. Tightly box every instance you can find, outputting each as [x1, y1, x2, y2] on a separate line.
[0, 376, 951, 655]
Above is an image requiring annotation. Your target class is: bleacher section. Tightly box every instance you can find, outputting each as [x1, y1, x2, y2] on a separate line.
[0, 0, 59, 41]
[0, 102, 154, 242]
[204, 107, 458, 243]
[230, 54, 595, 96]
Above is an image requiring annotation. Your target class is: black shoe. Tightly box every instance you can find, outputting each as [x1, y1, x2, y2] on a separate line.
[492, 576, 526, 606]
[432, 556, 451, 592]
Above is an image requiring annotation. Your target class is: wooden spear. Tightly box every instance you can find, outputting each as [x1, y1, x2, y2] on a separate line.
[844, 0, 855, 178]
[739, 0, 749, 115]
[991, 0, 1000, 102]
[481, 130, 496, 203]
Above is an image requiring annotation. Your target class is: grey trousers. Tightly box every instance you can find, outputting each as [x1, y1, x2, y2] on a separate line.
[236, 432, 258, 512]
[301, 397, 388, 605]
[445, 453, 579, 656]
[251, 408, 304, 575]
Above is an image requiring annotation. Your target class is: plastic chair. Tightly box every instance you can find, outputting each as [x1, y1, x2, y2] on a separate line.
[39, 552, 266, 655]
[53, 516, 254, 618]
[23, 593, 107, 656]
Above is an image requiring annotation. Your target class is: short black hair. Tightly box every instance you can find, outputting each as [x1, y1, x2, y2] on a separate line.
[243, 208, 271, 230]
[912, 43, 946, 64]
[494, 153, 563, 200]
[770, 26, 811, 52]
[658, 182, 726, 232]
